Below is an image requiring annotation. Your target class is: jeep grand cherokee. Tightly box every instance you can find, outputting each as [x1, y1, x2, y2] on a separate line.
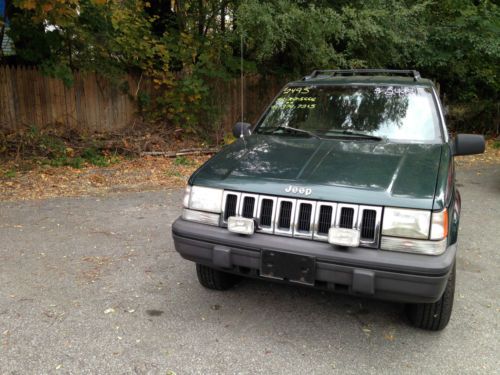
[172, 69, 485, 330]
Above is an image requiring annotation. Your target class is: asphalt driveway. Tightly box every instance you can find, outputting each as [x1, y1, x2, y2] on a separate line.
[0, 164, 499, 374]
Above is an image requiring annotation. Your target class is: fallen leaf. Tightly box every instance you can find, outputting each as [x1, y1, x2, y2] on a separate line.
[384, 332, 395, 341]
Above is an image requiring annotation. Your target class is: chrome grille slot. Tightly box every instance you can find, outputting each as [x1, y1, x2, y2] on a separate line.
[224, 194, 238, 220]
[278, 201, 293, 229]
[255, 195, 277, 234]
[339, 207, 355, 228]
[360, 210, 376, 240]
[317, 206, 333, 234]
[220, 191, 380, 248]
[294, 200, 316, 239]
[275, 198, 295, 236]
[334, 204, 359, 231]
[297, 203, 312, 231]
[313, 202, 337, 240]
[357, 206, 382, 248]
[260, 199, 274, 226]
[242, 196, 256, 218]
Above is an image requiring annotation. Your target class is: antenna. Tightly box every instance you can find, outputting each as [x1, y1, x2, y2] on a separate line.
[240, 30, 244, 138]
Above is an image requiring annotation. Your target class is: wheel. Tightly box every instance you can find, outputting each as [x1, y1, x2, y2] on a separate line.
[406, 261, 455, 331]
[196, 264, 240, 290]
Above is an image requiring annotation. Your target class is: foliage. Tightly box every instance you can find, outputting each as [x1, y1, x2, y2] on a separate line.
[2, 0, 499, 135]
[0, 126, 118, 168]
[237, 0, 344, 74]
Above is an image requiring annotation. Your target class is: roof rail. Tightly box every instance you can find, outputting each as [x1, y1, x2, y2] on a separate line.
[303, 69, 421, 82]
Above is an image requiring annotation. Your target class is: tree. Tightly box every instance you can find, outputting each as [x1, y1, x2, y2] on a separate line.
[2, 0, 498, 134]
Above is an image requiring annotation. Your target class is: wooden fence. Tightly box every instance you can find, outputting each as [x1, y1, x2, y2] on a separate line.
[0, 65, 285, 133]
[0, 66, 140, 132]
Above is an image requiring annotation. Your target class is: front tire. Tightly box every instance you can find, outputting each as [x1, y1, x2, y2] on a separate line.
[406, 261, 455, 331]
[196, 264, 240, 290]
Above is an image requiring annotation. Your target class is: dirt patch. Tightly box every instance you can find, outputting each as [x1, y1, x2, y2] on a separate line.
[0, 155, 210, 201]
[79, 256, 114, 283]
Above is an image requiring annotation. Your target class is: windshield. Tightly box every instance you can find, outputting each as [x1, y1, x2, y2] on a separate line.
[255, 85, 442, 142]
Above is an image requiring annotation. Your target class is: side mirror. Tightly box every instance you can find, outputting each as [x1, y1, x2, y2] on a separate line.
[453, 134, 485, 156]
[233, 122, 252, 138]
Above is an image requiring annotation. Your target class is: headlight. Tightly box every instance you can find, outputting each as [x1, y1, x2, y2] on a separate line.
[183, 185, 223, 213]
[382, 208, 430, 239]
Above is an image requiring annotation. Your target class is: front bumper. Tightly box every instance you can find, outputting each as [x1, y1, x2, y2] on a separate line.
[172, 218, 456, 303]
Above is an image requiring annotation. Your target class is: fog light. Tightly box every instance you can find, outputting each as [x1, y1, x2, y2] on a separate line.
[227, 216, 255, 235]
[328, 227, 360, 247]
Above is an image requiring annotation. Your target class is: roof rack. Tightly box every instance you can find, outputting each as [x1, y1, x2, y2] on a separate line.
[303, 69, 421, 82]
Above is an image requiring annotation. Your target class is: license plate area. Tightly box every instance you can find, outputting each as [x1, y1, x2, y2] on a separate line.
[260, 250, 315, 286]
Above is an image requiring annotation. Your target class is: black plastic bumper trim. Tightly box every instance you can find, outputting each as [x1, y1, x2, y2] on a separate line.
[172, 218, 456, 277]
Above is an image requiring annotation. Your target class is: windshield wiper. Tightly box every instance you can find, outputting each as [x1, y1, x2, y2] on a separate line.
[325, 130, 383, 141]
[261, 125, 322, 139]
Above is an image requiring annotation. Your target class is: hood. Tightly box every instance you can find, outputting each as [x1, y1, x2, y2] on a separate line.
[190, 135, 444, 209]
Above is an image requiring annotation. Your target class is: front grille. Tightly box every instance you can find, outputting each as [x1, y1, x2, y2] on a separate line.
[221, 191, 382, 248]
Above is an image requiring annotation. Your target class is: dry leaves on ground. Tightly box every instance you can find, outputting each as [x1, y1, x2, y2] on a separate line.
[0, 155, 210, 201]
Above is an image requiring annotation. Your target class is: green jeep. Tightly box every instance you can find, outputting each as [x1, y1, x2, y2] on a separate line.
[172, 69, 485, 330]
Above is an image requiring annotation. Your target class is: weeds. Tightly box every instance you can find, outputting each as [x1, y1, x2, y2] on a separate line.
[81, 148, 110, 167]
[0, 127, 122, 169]
[47, 156, 85, 169]
[174, 155, 194, 166]
[3, 169, 16, 178]
[165, 169, 183, 178]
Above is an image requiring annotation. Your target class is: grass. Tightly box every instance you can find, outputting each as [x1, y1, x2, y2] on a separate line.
[174, 155, 195, 166]
[165, 169, 183, 178]
[492, 140, 500, 149]
[81, 147, 110, 167]
[43, 148, 120, 169]
[3, 169, 16, 178]
[2, 127, 121, 170]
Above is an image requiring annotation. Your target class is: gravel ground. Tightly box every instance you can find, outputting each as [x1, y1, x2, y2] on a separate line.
[0, 164, 498, 374]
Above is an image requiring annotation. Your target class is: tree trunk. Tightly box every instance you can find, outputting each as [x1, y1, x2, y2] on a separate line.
[221, 1, 226, 32]
[198, 0, 204, 36]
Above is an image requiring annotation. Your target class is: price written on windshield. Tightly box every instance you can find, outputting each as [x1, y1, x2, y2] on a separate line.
[272, 94, 317, 110]
[272, 94, 316, 109]
[374, 87, 418, 97]
[283, 87, 312, 94]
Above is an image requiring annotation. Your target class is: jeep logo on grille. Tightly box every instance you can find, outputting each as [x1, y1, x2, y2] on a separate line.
[285, 185, 312, 196]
